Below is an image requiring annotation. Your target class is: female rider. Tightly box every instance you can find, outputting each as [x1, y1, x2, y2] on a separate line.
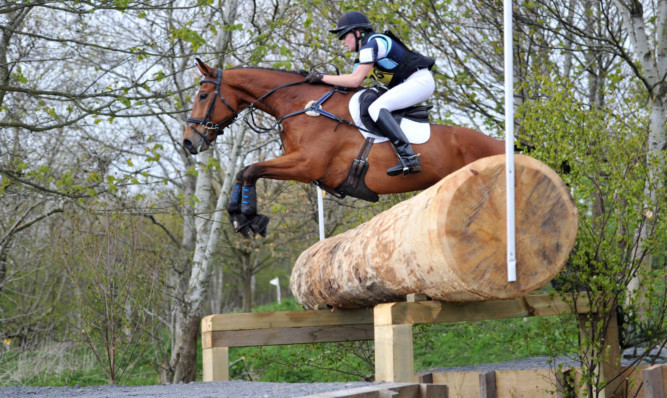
[305, 11, 435, 176]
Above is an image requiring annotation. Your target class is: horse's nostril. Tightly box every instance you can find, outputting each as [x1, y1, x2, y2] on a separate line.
[183, 139, 198, 154]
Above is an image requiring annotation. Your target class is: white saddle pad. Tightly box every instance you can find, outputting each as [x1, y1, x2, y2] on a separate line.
[348, 90, 431, 144]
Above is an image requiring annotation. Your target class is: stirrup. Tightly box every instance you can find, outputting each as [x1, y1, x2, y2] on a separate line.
[387, 154, 421, 177]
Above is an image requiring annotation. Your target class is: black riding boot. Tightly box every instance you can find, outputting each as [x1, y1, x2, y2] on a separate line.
[375, 108, 421, 176]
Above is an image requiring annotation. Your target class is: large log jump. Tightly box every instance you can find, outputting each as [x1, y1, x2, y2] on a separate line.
[290, 154, 578, 309]
[200, 155, 657, 397]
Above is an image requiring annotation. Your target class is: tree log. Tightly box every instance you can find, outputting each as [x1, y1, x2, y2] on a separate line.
[290, 154, 578, 309]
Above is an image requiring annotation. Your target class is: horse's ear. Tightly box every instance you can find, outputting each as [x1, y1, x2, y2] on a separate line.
[195, 57, 212, 75]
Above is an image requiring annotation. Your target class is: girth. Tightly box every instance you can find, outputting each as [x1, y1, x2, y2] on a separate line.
[313, 137, 378, 203]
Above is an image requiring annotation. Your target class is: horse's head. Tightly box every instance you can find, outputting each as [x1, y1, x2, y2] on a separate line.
[183, 58, 239, 154]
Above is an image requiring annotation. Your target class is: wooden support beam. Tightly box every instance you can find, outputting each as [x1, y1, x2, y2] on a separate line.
[374, 323, 415, 383]
[375, 302, 415, 383]
[202, 346, 229, 382]
[374, 295, 590, 327]
[479, 371, 497, 398]
[201, 307, 373, 333]
[203, 325, 373, 348]
[643, 365, 665, 398]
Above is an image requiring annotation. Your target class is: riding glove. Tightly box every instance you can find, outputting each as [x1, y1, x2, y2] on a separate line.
[305, 72, 324, 84]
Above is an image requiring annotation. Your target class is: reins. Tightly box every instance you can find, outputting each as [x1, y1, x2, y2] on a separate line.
[244, 86, 362, 135]
[186, 68, 367, 144]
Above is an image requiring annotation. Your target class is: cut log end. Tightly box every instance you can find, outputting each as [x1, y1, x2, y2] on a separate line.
[443, 155, 578, 299]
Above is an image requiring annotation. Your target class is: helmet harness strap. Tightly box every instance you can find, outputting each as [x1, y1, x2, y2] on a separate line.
[354, 31, 363, 52]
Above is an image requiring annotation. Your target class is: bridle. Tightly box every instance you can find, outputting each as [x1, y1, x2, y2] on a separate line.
[185, 66, 352, 148]
[186, 68, 239, 147]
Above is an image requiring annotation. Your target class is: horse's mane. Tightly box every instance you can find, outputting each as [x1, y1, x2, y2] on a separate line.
[227, 66, 364, 93]
[229, 66, 304, 76]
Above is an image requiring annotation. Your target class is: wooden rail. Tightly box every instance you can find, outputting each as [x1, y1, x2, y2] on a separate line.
[200, 294, 667, 397]
[202, 295, 588, 379]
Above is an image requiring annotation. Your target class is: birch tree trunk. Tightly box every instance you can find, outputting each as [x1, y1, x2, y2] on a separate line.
[165, 127, 245, 382]
[614, 0, 667, 313]
[163, 0, 242, 382]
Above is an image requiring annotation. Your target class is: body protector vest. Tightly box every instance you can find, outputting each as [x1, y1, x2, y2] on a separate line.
[354, 31, 435, 88]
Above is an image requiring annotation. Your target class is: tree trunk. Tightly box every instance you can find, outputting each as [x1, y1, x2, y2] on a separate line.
[162, 308, 200, 383]
[242, 272, 253, 313]
[164, 128, 246, 383]
[614, 0, 666, 317]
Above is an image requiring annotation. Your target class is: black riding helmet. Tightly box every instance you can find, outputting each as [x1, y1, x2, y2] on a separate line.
[329, 11, 374, 40]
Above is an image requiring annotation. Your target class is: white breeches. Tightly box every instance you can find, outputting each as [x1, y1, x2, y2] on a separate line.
[368, 69, 435, 122]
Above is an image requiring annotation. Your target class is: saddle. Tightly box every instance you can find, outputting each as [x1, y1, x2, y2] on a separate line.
[311, 87, 433, 203]
[358, 87, 432, 137]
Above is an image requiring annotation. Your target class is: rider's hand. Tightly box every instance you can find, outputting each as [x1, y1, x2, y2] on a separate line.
[305, 72, 324, 84]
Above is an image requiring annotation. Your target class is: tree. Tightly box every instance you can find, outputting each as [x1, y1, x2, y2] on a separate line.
[57, 212, 167, 385]
[520, 74, 665, 397]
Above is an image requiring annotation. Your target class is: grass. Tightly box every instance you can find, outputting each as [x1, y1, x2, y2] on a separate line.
[0, 342, 103, 387]
[413, 316, 578, 370]
[0, 341, 161, 387]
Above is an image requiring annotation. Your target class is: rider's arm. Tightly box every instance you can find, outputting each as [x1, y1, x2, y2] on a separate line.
[322, 63, 372, 87]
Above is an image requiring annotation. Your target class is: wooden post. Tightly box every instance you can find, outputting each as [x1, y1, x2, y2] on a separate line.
[479, 371, 497, 398]
[375, 303, 415, 383]
[643, 365, 665, 398]
[202, 346, 229, 382]
[577, 306, 621, 398]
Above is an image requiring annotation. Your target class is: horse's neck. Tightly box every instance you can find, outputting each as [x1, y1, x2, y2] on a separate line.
[230, 70, 300, 117]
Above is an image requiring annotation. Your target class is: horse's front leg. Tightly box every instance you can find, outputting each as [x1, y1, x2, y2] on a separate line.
[226, 153, 319, 238]
[225, 166, 269, 238]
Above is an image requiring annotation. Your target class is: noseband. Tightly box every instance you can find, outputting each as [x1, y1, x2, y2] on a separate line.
[186, 68, 238, 146]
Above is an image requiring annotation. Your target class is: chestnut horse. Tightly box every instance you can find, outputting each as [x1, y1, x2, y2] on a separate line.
[183, 58, 505, 237]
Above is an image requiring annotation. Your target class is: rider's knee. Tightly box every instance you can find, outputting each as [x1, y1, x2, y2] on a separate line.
[368, 103, 387, 122]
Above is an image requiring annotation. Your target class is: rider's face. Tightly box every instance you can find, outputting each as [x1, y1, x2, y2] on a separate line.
[341, 31, 358, 52]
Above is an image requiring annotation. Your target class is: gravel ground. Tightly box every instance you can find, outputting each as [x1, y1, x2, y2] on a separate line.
[1, 351, 663, 398]
[0, 381, 382, 398]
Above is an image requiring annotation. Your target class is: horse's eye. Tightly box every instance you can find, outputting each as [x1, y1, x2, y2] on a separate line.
[199, 93, 209, 101]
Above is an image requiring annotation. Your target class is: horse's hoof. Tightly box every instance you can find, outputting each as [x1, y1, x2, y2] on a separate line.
[249, 214, 270, 237]
[239, 226, 253, 238]
[231, 213, 250, 232]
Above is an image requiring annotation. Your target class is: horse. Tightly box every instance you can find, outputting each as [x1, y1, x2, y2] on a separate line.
[183, 58, 505, 237]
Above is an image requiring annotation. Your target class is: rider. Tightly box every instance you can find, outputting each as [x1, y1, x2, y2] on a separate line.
[305, 11, 435, 176]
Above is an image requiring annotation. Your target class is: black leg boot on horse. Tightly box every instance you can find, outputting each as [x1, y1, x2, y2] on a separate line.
[226, 181, 270, 238]
[375, 108, 421, 176]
